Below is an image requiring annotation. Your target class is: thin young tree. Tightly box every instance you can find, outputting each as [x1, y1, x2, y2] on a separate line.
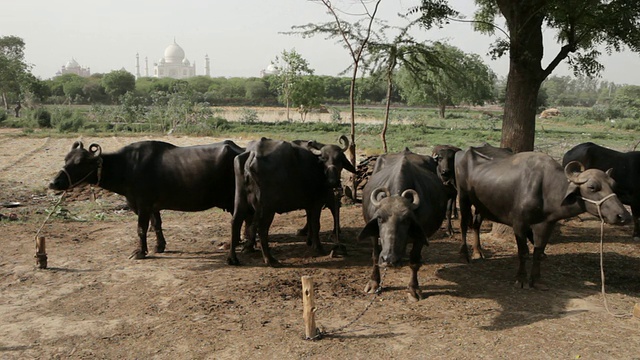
[270, 49, 314, 121]
[286, 0, 382, 199]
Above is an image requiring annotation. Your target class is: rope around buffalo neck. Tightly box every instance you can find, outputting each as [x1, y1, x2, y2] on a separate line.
[581, 193, 631, 318]
[61, 157, 103, 189]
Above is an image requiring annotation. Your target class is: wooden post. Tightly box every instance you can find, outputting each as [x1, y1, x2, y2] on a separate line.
[35, 236, 48, 269]
[301, 275, 319, 340]
[634, 303, 640, 319]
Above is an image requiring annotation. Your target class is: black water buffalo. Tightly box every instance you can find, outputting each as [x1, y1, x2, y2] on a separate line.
[358, 148, 447, 301]
[291, 135, 356, 238]
[455, 145, 631, 288]
[562, 142, 640, 240]
[432, 144, 462, 235]
[49, 140, 247, 259]
[228, 137, 355, 266]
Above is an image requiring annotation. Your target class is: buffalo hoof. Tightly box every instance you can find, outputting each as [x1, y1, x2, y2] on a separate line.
[407, 288, 423, 302]
[241, 244, 256, 254]
[129, 250, 146, 260]
[155, 243, 166, 253]
[634, 236, 640, 242]
[364, 281, 380, 294]
[264, 258, 282, 268]
[471, 252, 484, 261]
[296, 228, 308, 236]
[329, 244, 348, 258]
[530, 281, 549, 291]
[227, 257, 240, 266]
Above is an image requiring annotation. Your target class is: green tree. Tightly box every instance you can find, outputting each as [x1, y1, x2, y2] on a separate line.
[101, 69, 136, 104]
[418, 0, 640, 152]
[290, 75, 325, 121]
[612, 85, 640, 111]
[396, 42, 496, 118]
[287, 0, 381, 198]
[270, 49, 314, 120]
[0, 36, 30, 110]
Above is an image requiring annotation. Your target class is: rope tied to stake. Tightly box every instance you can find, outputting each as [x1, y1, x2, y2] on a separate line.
[581, 193, 632, 318]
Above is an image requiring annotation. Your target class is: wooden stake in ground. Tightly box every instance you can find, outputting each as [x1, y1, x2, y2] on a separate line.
[301, 276, 319, 340]
[35, 236, 48, 269]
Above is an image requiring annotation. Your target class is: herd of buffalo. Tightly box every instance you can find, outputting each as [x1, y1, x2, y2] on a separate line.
[49, 137, 638, 300]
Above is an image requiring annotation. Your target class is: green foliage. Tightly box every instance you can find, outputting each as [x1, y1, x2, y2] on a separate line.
[239, 108, 259, 124]
[0, 36, 30, 104]
[0, 109, 7, 123]
[102, 70, 136, 103]
[33, 108, 52, 128]
[396, 42, 496, 117]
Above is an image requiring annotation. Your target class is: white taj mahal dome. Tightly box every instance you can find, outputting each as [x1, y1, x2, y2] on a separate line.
[135, 39, 211, 79]
[163, 42, 186, 64]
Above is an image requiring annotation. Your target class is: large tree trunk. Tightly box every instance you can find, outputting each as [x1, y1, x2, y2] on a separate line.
[497, 0, 546, 153]
[493, 0, 546, 236]
[500, 69, 542, 153]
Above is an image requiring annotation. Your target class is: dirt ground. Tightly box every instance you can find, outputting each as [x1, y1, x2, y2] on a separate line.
[1, 130, 639, 360]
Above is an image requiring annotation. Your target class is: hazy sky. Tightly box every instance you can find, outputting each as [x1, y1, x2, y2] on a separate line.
[6, 0, 640, 85]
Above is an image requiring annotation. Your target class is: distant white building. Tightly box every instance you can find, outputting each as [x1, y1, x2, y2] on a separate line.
[56, 58, 90, 77]
[260, 63, 279, 77]
[136, 40, 211, 79]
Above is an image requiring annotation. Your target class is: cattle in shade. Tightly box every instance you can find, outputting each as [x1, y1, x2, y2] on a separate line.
[49, 140, 248, 259]
[358, 148, 447, 301]
[562, 142, 640, 240]
[291, 135, 356, 239]
[432, 144, 462, 235]
[227, 137, 355, 267]
[455, 144, 631, 288]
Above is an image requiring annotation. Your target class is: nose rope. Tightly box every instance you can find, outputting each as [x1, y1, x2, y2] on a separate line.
[581, 192, 631, 318]
[60, 158, 103, 189]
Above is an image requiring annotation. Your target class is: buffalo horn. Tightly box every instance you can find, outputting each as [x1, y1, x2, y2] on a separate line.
[89, 143, 102, 157]
[564, 161, 587, 184]
[370, 187, 390, 207]
[72, 141, 84, 150]
[339, 135, 349, 152]
[401, 189, 420, 210]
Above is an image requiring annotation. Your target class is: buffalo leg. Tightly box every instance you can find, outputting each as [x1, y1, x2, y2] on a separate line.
[257, 212, 280, 267]
[407, 240, 425, 301]
[529, 224, 553, 288]
[469, 212, 484, 260]
[150, 211, 166, 253]
[364, 238, 382, 294]
[305, 208, 325, 256]
[445, 197, 454, 236]
[227, 208, 247, 266]
[631, 203, 640, 241]
[458, 193, 473, 260]
[132, 211, 150, 259]
[513, 229, 529, 288]
[242, 216, 257, 253]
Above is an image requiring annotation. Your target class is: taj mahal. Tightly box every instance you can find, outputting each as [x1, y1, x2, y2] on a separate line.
[136, 39, 210, 79]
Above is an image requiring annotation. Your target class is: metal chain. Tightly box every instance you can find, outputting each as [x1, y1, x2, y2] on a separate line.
[308, 266, 387, 340]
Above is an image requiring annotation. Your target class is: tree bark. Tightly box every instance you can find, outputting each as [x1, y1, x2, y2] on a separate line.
[497, 0, 546, 153]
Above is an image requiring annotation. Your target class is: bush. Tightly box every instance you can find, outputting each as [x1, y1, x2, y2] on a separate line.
[57, 113, 85, 133]
[0, 109, 7, 123]
[239, 108, 259, 124]
[205, 116, 230, 131]
[33, 108, 52, 128]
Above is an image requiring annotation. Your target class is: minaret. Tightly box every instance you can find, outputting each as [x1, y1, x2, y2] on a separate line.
[145, 56, 149, 77]
[135, 53, 141, 79]
[205, 54, 210, 77]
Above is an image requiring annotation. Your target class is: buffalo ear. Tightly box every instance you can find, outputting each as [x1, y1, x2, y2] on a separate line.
[358, 218, 379, 242]
[562, 182, 580, 206]
[408, 219, 428, 246]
